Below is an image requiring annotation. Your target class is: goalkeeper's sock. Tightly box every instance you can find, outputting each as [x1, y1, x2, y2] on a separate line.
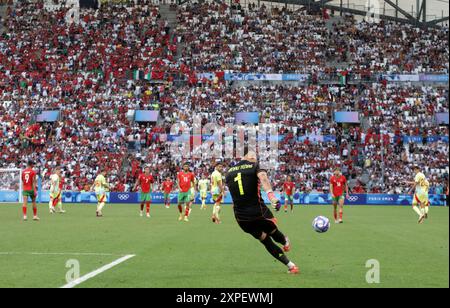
[270, 229, 287, 246]
[413, 206, 422, 217]
[261, 236, 290, 266]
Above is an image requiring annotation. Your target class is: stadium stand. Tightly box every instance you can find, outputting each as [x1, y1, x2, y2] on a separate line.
[0, 0, 448, 195]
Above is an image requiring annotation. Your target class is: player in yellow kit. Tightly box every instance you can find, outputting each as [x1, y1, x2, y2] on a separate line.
[91, 169, 109, 217]
[198, 175, 210, 210]
[49, 167, 65, 214]
[211, 162, 224, 224]
[408, 166, 431, 224]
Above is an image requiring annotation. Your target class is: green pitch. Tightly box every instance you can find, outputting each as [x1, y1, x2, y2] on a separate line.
[0, 203, 448, 288]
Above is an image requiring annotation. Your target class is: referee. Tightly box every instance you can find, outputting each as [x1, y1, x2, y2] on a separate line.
[225, 151, 299, 274]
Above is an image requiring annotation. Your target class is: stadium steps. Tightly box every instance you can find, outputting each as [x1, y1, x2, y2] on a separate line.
[0, 4, 8, 35]
[325, 16, 353, 70]
[159, 4, 177, 29]
[325, 16, 343, 31]
[159, 4, 180, 60]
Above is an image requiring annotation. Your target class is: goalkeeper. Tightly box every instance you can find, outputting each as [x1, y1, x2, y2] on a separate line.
[225, 151, 299, 275]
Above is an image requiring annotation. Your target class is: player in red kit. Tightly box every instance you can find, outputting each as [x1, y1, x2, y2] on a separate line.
[22, 161, 39, 221]
[330, 167, 350, 224]
[162, 177, 174, 209]
[177, 163, 196, 222]
[283, 176, 296, 213]
[133, 166, 154, 218]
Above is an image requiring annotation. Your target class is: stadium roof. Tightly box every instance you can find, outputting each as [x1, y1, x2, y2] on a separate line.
[192, 0, 449, 28]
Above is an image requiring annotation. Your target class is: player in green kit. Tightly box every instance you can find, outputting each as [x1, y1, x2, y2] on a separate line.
[133, 166, 155, 218]
[21, 161, 39, 221]
[162, 177, 174, 209]
[177, 163, 196, 222]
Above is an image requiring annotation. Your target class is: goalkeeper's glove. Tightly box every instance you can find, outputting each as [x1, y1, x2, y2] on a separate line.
[273, 200, 282, 212]
[267, 191, 281, 212]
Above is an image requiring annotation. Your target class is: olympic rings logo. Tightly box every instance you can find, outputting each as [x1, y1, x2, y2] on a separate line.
[118, 194, 129, 201]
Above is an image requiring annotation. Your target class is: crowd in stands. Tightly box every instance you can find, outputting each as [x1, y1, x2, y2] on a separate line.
[0, 0, 448, 196]
[176, 2, 448, 78]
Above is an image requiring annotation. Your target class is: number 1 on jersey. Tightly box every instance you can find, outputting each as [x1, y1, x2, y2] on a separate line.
[234, 173, 245, 196]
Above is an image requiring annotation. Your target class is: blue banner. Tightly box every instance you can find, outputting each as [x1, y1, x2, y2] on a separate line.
[38, 191, 110, 204]
[419, 75, 449, 83]
[162, 133, 447, 144]
[403, 136, 424, 143]
[403, 135, 449, 144]
[382, 74, 448, 83]
[1, 191, 446, 206]
[0, 191, 19, 202]
[297, 135, 336, 143]
[224, 73, 310, 82]
[281, 74, 309, 82]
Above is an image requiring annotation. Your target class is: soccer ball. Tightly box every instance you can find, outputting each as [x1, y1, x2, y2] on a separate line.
[312, 216, 330, 233]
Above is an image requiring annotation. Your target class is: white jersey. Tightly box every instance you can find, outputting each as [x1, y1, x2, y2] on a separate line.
[414, 172, 429, 195]
[198, 179, 210, 192]
[50, 174, 61, 193]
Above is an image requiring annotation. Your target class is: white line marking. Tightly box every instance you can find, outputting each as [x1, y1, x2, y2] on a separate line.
[60, 254, 136, 289]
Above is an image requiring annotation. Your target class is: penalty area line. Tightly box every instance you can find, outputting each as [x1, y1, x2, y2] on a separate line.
[60, 254, 136, 289]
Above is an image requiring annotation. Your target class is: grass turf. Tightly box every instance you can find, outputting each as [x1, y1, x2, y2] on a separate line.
[0, 203, 448, 288]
